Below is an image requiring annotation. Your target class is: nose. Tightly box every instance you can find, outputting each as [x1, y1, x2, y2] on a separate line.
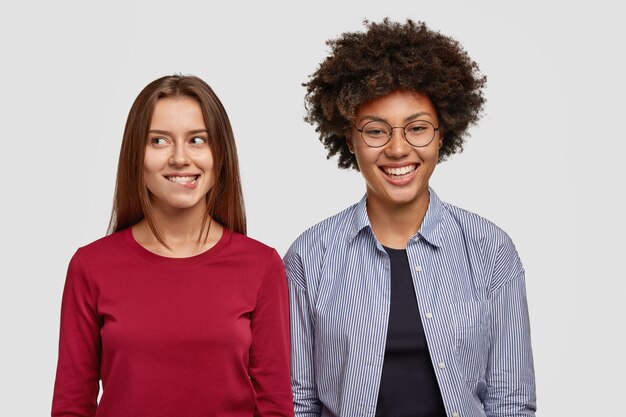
[384, 127, 411, 158]
[169, 142, 190, 167]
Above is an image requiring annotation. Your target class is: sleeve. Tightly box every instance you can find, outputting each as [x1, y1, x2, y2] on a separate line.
[249, 249, 294, 417]
[283, 247, 322, 417]
[51, 250, 101, 417]
[483, 242, 536, 417]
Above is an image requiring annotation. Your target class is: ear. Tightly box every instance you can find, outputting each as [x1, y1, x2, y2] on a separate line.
[346, 135, 355, 154]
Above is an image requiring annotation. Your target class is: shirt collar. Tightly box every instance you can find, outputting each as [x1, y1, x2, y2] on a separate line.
[348, 187, 444, 248]
[349, 194, 372, 243]
[417, 188, 444, 248]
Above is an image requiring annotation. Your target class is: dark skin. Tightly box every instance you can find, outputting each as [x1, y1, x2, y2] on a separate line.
[346, 89, 443, 248]
[304, 18, 486, 170]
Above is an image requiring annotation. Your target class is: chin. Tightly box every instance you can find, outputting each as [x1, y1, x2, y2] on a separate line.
[159, 199, 205, 211]
[386, 189, 421, 203]
[391, 197, 420, 206]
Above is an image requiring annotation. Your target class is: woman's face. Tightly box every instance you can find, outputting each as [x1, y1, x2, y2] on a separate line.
[347, 89, 442, 211]
[143, 96, 214, 214]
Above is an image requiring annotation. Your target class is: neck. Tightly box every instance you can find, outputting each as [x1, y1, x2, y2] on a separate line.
[366, 190, 430, 250]
[133, 202, 223, 258]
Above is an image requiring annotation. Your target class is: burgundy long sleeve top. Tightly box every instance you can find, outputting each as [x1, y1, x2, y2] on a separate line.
[52, 228, 293, 417]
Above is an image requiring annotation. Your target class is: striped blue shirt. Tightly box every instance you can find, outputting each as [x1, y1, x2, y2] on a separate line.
[284, 189, 536, 417]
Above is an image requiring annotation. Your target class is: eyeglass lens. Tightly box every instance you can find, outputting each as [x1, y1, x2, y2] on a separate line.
[360, 120, 436, 147]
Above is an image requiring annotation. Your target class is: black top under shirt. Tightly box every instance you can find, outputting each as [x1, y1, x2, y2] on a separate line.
[375, 246, 447, 417]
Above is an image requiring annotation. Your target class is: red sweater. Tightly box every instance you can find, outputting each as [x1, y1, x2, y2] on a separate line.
[52, 228, 293, 417]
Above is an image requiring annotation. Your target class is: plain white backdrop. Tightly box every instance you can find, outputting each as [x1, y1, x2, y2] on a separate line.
[1, 0, 624, 415]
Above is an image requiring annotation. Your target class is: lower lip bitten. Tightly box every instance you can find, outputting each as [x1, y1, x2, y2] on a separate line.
[165, 175, 199, 188]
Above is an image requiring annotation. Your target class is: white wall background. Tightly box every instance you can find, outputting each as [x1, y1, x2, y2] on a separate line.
[0, 0, 623, 415]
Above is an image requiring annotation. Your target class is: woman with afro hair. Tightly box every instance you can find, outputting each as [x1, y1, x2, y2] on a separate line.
[284, 19, 536, 417]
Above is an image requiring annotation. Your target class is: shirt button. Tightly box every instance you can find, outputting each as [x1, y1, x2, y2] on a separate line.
[415, 265, 423, 272]
[437, 361, 446, 369]
[452, 413, 460, 417]
[425, 312, 433, 319]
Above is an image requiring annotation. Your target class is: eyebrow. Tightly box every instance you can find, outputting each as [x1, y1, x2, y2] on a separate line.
[148, 129, 208, 135]
[358, 112, 433, 124]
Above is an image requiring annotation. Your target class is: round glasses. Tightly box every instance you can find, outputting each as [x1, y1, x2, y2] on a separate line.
[354, 119, 440, 148]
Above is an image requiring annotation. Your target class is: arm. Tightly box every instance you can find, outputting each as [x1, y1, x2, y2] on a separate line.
[51, 251, 101, 417]
[249, 249, 294, 417]
[284, 249, 322, 417]
[484, 268, 536, 416]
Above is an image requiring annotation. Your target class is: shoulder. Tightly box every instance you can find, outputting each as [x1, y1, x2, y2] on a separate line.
[226, 231, 282, 271]
[226, 233, 286, 291]
[73, 229, 129, 262]
[283, 203, 358, 287]
[440, 201, 514, 249]
[64, 231, 129, 289]
[440, 200, 524, 288]
[286, 202, 359, 256]
[228, 231, 277, 257]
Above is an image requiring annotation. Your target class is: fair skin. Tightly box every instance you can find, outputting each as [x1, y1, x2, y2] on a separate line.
[347, 89, 442, 249]
[132, 96, 223, 257]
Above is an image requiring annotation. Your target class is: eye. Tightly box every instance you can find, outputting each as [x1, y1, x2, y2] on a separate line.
[150, 137, 168, 146]
[408, 125, 426, 133]
[365, 128, 386, 136]
[363, 125, 390, 138]
[405, 121, 433, 136]
[190, 136, 207, 145]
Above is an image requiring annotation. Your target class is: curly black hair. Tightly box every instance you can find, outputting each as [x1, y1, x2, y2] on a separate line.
[304, 19, 487, 170]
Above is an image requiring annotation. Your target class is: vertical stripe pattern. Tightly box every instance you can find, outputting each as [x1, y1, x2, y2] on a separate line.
[284, 188, 536, 417]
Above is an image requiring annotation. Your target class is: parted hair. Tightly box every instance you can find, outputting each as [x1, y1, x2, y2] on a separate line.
[108, 75, 246, 244]
[304, 19, 487, 170]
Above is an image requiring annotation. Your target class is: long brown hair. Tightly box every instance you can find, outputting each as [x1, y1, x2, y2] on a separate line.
[108, 75, 246, 244]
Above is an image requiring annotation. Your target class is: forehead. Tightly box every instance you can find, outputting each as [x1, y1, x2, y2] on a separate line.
[355, 89, 437, 121]
[150, 96, 205, 128]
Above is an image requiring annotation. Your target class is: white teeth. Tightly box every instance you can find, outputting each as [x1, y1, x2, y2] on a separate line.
[383, 165, 416, 176]
[167, 175, 198, 184]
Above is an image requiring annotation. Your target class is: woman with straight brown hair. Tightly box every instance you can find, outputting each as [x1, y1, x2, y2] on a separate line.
[52, 75, 293, 417]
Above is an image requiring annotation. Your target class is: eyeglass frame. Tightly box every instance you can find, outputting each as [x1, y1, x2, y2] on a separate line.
[353, 119, 440, 148]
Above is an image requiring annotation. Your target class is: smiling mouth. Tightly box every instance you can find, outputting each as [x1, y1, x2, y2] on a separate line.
[165, 175, 199, 185]
[380, 164, 418, 178]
